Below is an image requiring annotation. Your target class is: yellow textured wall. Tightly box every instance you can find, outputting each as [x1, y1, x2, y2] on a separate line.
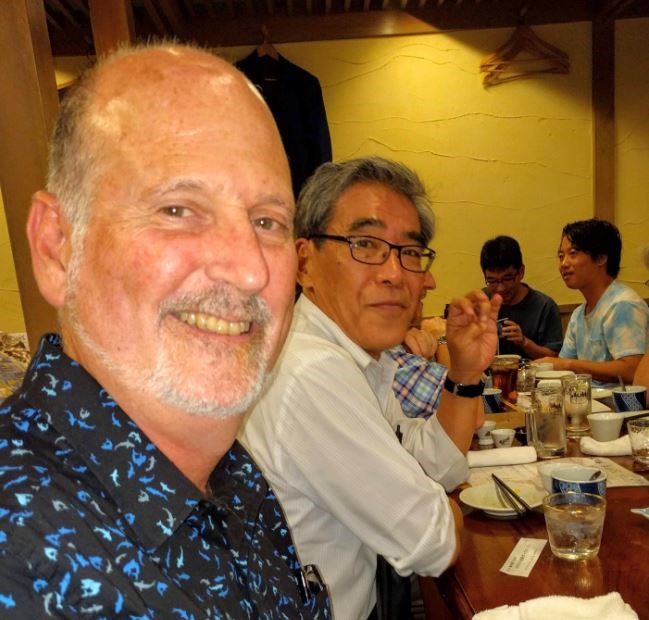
[235, 25, 593, 315]
[616, 18, 649, 290]
[229, 20, 648, 314]
[1, 24, 648, 332]
[0, 188, 25, 332]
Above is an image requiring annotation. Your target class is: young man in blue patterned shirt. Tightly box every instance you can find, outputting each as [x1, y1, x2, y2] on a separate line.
[537, 219, 649, 388]
[0, 44, 329, 618]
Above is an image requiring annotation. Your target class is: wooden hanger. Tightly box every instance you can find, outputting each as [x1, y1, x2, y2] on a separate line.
[256, 25, 279, 61]
[480, 24, 570, 87]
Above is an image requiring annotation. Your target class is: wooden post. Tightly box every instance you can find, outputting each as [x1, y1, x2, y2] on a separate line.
[0, 0, 59, 349]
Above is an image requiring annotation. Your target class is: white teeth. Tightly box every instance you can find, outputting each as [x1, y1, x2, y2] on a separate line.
[177, 312, 250, 335]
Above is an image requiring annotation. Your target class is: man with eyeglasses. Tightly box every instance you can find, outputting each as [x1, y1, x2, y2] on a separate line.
[481, 235, 562, 359]
[240, 157, 500, 619]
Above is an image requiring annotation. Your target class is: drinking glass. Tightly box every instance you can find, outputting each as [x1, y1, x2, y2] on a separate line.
[489, 355, 520, 400]
[516, 363, 536, 393]
[627, 418, 649, 471]
[543, 492, 606, 560]
[530, 384, 566, 458]
[563, 373, 591, 437]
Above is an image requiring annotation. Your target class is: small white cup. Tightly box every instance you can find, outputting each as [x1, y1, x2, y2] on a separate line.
[588, 412, 624, 442]
[476, 420, 496, 439]
[531, 362, 554, 372]
[491, 428, 515, 448]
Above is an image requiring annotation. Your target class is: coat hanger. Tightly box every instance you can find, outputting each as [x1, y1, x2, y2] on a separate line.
[256, 25, 279, 61]
[480, 9, 570, 87]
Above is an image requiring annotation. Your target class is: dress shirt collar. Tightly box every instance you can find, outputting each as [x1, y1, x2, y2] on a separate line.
[294, 296, 399, 407]
[20, 334, 263, 553]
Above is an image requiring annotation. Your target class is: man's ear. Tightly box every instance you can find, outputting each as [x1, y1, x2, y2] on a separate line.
[519, 264, 526, 280]
[26, 191, 72, 309]
[295, 238, 314, 291]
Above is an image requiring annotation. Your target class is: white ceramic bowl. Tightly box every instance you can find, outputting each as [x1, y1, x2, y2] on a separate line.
[551, 465, 607, 496]
[588, 412, 624, 442]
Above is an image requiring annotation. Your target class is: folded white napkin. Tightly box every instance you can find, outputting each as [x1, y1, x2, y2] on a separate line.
[468, 446, 537, 468]
[472, 592, 638, 620]
[580, 434, 632, 456]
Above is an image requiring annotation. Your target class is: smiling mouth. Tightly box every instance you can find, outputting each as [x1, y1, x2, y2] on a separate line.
[176, 311, 251, 335]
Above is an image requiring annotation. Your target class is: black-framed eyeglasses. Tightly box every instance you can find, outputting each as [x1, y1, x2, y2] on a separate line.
[309, 234, 435, 273]
[485, 272, 520, 287]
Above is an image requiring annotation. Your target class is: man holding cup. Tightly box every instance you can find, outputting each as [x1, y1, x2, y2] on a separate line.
[481, 235, 562, 359]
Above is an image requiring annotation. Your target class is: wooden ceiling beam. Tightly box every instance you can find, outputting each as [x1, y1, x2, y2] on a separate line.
[141, 0, 170, 34]
[67, 0, 89, 13]
[188, 9, 439, 46]
[409, 0, 594, 31]
[156, 0, 188, 35]
[48, 0, 83, 28]
[89, 0, 135, 57]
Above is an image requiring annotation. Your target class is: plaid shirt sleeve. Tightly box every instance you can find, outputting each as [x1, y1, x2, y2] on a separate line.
[388, 346, 448, 419]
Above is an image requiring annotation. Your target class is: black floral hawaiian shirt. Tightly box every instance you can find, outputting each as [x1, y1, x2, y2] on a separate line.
[0, 334, 330, 618]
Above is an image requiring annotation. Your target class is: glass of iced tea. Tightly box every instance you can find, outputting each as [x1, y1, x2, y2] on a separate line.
[489, 355, 520, 401]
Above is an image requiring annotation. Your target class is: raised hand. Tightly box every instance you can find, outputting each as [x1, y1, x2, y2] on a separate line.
[445, 290, 502, 382]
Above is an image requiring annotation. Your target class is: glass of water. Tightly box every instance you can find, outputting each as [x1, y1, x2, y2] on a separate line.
[530, 384, 567, 458]
[543, 492, 606, 560]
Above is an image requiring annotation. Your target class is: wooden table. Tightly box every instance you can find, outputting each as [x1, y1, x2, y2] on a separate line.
[421, 438, 649, 619]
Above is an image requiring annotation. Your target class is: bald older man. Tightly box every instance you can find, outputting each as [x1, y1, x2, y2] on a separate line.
[0, 45, 329, 617]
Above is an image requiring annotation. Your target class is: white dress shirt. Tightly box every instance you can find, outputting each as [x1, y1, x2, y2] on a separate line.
[240, 296, 467, 620]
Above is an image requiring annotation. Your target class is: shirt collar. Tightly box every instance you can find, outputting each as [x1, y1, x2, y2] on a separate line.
[21, 335, 263, 551]
[294, 296, 398, 405]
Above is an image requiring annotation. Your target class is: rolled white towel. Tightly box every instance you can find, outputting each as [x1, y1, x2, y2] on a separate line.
[468, 446, 537, 468]
[579, 434, 632, 456]
[473, 591, 638, 620]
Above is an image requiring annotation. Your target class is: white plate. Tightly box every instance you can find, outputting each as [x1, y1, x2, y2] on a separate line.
[536, 370, 575, 380]
[459, 482, 546, 519]
[592, 387, 613, 400]
[621, 410, 649, 420]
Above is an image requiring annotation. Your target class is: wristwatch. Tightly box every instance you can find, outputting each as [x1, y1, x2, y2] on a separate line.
[444, 377, 485, 398]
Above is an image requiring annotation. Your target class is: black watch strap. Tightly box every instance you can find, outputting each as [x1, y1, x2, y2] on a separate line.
[444, 377, 485, 398]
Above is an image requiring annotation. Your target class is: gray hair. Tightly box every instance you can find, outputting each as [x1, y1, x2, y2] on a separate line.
[47, 62, 103, 249]
[295, 156, 435, 245]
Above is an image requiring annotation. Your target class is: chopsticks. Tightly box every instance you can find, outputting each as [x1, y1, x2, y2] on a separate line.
[500, 398, 526, 414]
[491, 474, 532, 516]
